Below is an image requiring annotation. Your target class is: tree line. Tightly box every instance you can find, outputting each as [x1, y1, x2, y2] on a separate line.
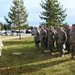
[1, 0, 67, 29]
[0, 22, 32, 30]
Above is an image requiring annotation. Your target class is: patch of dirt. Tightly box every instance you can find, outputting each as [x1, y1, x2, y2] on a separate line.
[12, 52, 22, 55]
[0, 63, 4, 68]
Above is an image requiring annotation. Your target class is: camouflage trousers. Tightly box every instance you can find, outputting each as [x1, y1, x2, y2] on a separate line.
[57, 43, 64, 57]
[40, 40, 46, 53]
[34, 40, 40, 50]
[70, 44, 75, 57]
[66, 41, 70, 53]
[48, 41, 54, 54]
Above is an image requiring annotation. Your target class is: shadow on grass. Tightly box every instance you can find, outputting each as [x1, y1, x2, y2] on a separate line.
[1, 37, 74, 75]
[27, 58, 70, 73]
[0, 54, 71, 75]
[3, 40, 34, 46]
[1, 45, 70, 68]
[2, 39, 67, 67]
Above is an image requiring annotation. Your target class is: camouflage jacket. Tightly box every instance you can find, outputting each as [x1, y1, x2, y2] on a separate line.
[70, 29, 75, 44]
[48, 30, 55, 42]
[64, 28, 71, 42]
[56, 30, 67, 44]
[34, 30, 40, 41]
[40, 29, 47, 41]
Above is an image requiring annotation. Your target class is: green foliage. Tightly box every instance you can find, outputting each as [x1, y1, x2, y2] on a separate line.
[0, 22, 4, 30]
[3, 24, 7, 30]
[4, 0, 28, 29]
[21, 24, 29, 29]
[29, 26, 33, 30]
[40, 0, 67, 27]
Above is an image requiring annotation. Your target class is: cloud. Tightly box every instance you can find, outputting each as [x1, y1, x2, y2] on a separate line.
[58, 0, 75, 25]
[58, 0, 75, 16]
[24, 0, 43, 26]
[58, 0, 75, 9]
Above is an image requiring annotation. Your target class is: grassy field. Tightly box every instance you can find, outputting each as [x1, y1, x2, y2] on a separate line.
[0, 36, 75, 75]
[1, 35, 12, 38]
[1, 34, 23, 38]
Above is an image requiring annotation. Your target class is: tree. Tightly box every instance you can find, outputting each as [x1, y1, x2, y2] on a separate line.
[4, 16, 12, 30]
[4, 0, 28, 39]
[0, 22, 4, 30]
[40, 0, 67, 27]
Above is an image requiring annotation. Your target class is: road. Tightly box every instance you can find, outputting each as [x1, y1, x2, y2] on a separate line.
[1, 34, 31, 41]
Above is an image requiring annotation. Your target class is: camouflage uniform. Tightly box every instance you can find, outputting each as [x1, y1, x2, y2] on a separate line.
[48, 26, 55, 55]
[34, 27, 40, 50]
[40, 27, 47, 53]
[64, 25, 71, 53]
[69, 24, 75, 59]
[44, 26, 48, 49]
[56, 27, 67, 57]
[51, 27, 57, 49]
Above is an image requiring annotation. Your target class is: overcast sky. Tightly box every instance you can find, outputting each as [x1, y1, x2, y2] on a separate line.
[0, 0, 75, 26]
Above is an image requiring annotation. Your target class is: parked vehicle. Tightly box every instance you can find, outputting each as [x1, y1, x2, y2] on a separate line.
[0, 30, 12, 35]
[26, 29, 32, 34]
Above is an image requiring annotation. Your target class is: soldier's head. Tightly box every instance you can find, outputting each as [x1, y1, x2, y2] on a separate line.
[51, 26, 54, 30]
[39, 26, 42, 29]
[49, 26, 52, 30]
[72, 24, 75, 30]
[34, 27, 37, 30]
[65, 25, 70, 29]
[39, 26, 42, 30]
[57, 27, 63, 31]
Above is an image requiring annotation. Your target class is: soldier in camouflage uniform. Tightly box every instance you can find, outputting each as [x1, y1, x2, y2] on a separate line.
[51, 26, 57, 49]
[64, 25, 71, 54]
[44, 25, 48, 49]
[34, 27, 40, 50]
[39, 26, 47, 53]
[56, 27, 67, 57]
[69, 24, 75, 59]
[48, 26, 55, 55]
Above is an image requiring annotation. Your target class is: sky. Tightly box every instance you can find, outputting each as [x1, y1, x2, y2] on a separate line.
[0, 0, 75, 26]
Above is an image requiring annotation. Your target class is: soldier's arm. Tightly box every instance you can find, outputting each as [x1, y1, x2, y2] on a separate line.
[64, 31, 67, 43]
[44, 29, 47, 38]
[55, 33, 58, 41]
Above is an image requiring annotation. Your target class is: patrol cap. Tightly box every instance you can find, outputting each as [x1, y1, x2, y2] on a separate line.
[49, 26, 52, 28]
[34, 27, 37, 29]
[72, 24, 75, 26]
[39, 26, 42, 28]
[57, 26, 63, 30]
[66, 24, 69, 27]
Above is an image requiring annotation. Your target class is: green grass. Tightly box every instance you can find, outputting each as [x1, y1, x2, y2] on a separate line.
[1, 35, 16, 38]
[0, 36, 75, 75]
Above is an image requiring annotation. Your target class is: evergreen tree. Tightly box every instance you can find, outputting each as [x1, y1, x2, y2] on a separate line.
[40, 0, 67, 27]
[0, 22, 4, 30]
[4, 0, 28, 39]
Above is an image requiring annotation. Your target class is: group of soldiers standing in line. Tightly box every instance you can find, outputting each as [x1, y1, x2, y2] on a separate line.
[33, 24, 75, 59]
